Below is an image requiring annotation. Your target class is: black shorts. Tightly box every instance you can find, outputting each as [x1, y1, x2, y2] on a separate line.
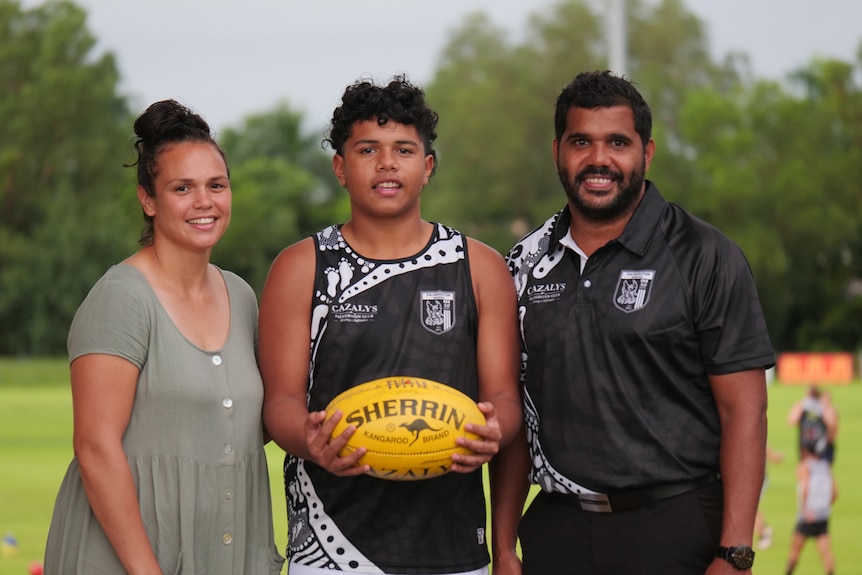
[518, 480, 723, 575]
[796, 519, 829, 537]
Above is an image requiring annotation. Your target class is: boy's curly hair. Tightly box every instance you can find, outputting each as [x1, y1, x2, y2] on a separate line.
[325, 74, 438, 176]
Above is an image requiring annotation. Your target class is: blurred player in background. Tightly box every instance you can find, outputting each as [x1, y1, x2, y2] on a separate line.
[784, 442, 837, 575]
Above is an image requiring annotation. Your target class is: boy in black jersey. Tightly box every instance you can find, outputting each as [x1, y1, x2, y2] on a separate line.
[258, 75, 522, 575]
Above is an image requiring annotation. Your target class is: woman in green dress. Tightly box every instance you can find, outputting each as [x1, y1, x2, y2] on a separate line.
[44, 100, 284, 575]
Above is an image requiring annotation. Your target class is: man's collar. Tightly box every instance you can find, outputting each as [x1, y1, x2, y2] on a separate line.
[550, 205, 573, 245]
[617, 181, 664, 256]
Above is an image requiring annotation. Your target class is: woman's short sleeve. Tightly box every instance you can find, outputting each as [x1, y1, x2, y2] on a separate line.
[67, 266, 150, 368]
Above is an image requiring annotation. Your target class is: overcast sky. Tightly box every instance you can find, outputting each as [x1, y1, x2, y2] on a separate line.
[21, 0, 862, 133]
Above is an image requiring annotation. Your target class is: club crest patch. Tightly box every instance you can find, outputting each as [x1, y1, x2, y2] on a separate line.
[421, 290, 455, 334]
[614, 270, 655, 313]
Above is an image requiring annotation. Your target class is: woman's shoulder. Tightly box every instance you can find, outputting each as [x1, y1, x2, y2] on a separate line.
[80, 264, 153, 307]
[69, 264, 155, 365]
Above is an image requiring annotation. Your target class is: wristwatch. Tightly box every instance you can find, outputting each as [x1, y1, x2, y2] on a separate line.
[716, 545, 755, 570]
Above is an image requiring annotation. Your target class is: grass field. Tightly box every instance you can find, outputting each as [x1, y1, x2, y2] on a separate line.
[1, 357, 860, 574]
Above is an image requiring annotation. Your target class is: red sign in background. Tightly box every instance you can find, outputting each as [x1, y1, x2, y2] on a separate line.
[777, 352, 855, 384]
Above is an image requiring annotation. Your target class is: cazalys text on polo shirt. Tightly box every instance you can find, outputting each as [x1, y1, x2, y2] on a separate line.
[526, 282, 567, 304]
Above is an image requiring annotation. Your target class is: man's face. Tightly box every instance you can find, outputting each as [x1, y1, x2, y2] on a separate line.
[553, 105, 654, 222]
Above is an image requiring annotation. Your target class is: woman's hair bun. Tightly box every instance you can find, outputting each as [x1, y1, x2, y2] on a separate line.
[133, 99, 212, 145]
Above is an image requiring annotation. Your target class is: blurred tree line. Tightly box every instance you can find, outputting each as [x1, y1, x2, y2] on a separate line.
[2, 0, 861, 356]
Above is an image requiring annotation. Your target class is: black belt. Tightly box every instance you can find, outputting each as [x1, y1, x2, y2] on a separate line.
[549, 472, 721, 514]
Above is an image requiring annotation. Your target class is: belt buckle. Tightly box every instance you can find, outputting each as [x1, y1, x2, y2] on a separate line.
[578, 492, 613, 513]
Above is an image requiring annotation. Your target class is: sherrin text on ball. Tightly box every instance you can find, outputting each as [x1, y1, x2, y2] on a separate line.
[326, 376, 486, 480]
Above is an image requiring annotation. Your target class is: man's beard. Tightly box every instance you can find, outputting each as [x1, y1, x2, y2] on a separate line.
[558, 162, 646, 222]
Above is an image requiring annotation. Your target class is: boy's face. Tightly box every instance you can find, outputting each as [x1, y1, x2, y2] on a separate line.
[332, 119, 434, 220]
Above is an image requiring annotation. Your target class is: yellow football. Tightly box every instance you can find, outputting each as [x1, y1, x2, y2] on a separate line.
[326, 376, 486, 480]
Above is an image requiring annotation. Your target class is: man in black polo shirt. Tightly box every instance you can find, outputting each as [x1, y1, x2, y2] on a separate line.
[490, 71, 775, 574]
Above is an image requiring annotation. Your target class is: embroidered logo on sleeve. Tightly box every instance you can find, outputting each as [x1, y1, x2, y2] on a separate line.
[614, 270, 655, 313]
[420, 291, 455, 334]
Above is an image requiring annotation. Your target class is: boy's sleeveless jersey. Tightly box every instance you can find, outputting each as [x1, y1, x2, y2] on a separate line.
[285, 223, 489, 574]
